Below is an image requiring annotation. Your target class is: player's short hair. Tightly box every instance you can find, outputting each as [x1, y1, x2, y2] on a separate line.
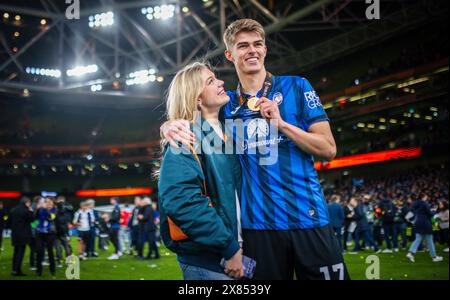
[142, 197, 152, 205]
[223, 19, 265, 51]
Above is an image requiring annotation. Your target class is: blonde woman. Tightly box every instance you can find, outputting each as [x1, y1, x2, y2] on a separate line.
[158, 62, 244, 280]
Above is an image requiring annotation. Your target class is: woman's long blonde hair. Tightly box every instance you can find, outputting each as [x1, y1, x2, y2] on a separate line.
[155, 61, 211, 179]
[166, 61, 211, 123]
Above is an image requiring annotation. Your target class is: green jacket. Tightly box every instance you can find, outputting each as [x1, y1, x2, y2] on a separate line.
[158, 120, 242, 273]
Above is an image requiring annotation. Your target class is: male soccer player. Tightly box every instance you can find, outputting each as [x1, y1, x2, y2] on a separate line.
[161, 19, 348, 280]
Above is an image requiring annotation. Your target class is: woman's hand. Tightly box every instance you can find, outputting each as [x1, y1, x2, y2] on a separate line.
[224, 248, 244, 279]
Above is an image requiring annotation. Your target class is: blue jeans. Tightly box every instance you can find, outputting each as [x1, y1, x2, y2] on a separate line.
[408, 233, 437, 258]
[179, 262, 233, 280]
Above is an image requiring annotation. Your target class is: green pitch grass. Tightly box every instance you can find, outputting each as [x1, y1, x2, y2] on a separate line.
[0, 237, 448, 280]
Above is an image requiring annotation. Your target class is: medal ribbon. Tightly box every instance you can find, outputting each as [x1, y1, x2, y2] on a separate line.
[236, 72, 273, 106]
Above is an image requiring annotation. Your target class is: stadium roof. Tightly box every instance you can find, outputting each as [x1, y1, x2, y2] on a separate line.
[0, 0, 446, 104]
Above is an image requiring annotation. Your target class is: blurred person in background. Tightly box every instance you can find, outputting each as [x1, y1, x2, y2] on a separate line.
[98, 212, 110, 251]
[35, 197, 57, 276]
[28, 196, 42, 271]
[327, 195, 344, 252]
[343, 199, 355, 252]
[73, 201, 93, 261]
[119, 202, 132, 255]
[379, 193, 397, 253]
[435, 200, 449, 252]
[407, 193, 443, 263]
[128, 196, 142, 256]
[393, 199, 409, 251]
[9, 197, 34, 276]
[0, 201, 6, 252]
[85, 199, 99, 257]
[349, 197, 379, 254]
[107, 197, 122, 260]
[151, 200, 161, 246]
[137, 197, 159, 260]
[54, 196, 73, 267]
[362, 195, 377, 249]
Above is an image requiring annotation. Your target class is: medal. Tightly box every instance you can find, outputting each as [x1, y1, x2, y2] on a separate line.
[234, 72, 273, 115]
[247, 96, 260, 111]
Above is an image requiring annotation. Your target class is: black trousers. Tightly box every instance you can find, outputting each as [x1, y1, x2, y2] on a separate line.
[110, 228, 120, 254]
[29, 237, 36, 267]
[55, 234, 72, 262]
[439, 228, 449, 247]
[138, 230, 159, 258]
[36, 233, 56, 275]
[12, 244, 27, 274]
[242, 225, 350, 280]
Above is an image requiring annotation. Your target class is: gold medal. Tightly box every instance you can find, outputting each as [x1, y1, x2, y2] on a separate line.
[247, 96, 260, 111]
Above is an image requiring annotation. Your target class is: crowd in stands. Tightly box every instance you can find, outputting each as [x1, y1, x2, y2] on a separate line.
[353, 35, 449, 87]
[338, 121, 449, 156]
[325, 165, 449, 263]
[1, 195, 160, 276]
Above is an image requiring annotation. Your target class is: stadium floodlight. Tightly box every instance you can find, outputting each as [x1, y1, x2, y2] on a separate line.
[26, 67, 61, 78]
[66, 64, 98, 77]
[89, 11, 114, 28]
[141, 5, 175, 21]
[90, 84, 102, 92]
[126, 68, 162, 86]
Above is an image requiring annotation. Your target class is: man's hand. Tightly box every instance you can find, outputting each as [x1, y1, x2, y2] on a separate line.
[224, 249, 244, 279]
[160, 120, 195, 148]
[255, 97, 285, 128]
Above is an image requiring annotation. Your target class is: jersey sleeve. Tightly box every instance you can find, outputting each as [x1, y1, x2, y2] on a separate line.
[296, 77, 329, 130]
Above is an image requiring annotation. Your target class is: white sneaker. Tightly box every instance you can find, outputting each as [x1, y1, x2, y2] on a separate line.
[375, 249, 382, 254]
[118, 251, 123, 257]
[382, 249, 393, 253]
[394, 248, 399, 252]
[42, 261, 50, 266]
[443, 248, 449, 253]
[108, 254, 119, 260]
[406, 252, 415, 263]
[432, 256, 443, 262]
